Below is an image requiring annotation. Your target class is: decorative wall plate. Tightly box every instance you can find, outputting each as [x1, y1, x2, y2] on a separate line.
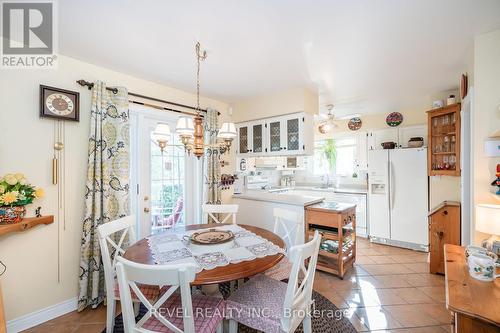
[189, 229, 234, 245]
[460, 73, 468, 99]
[386, 112, 403, 127]
[348, 117, 362, 131]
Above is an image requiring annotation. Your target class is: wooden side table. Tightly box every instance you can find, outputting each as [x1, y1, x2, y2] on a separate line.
[444, 244, 500, 332]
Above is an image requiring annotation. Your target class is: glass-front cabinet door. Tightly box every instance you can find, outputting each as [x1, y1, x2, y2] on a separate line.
[286, 117, 300, 152]
[268, 120, 282, 153]
[237, 124, 250, 154]
[251, 122, 264, 154]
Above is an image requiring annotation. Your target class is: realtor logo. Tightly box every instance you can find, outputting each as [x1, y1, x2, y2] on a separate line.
[1, 1, 57, 68]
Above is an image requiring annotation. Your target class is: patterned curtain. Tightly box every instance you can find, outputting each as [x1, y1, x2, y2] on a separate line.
[78, 81, 130, 311]
[203, 109, 221, 209]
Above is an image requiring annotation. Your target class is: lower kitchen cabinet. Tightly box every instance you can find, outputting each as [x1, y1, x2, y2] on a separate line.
[429, 201, 461, 274]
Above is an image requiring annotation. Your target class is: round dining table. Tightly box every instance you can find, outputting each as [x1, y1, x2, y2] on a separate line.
[123, 223, 285, 285]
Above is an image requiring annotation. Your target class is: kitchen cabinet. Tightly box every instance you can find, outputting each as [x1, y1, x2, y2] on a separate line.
[427, 103, 461, 176]
[365, 125, 427, 151]
[237, 123, 251, 155]
[237, 120, 266, 156]
[429, 201, 461, 274]
[324, 192, 368, 238]
[237, 112, 313, 157]
[367, 128, 399, 150]
[398, 125, 427, 147]
[251, 122, 265, 154]
[288, 189, 368, 238]
[357, 131, 368, 170]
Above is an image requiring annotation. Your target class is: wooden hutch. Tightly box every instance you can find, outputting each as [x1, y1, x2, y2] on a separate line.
[427, 103, 461, 176]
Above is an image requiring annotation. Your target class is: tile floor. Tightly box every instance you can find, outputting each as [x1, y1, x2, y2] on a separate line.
[24, 237, 452, 333]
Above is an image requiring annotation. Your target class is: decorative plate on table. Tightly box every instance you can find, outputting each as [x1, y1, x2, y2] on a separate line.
[190, 229, 235, 245]
[386, 112, 403, 127]
[348, 117, 362, 131]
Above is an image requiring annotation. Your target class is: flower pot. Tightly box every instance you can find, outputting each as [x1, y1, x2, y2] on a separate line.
[0, 206, 26, 224]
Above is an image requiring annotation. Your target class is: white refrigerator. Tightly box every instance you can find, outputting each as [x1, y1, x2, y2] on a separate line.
[368, 148, 429, 251]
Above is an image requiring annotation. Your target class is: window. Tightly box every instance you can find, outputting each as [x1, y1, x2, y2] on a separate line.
[313, 137, 357, 176]
[150, 130, 185, 232]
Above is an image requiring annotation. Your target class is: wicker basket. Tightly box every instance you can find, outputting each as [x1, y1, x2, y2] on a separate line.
[0, 206, 26, 224]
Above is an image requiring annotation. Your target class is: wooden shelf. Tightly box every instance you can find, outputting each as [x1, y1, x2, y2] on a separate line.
[0, 216, 54, 237]
[432, 152, 456, 155]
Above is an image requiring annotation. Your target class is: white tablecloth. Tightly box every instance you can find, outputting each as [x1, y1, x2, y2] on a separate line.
[147, 224, 285, 273]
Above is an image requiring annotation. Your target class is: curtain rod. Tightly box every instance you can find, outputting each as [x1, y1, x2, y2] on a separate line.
[76, 79, 217, 117]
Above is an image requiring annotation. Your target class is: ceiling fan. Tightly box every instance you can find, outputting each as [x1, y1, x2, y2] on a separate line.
[317, 104, 361, 134]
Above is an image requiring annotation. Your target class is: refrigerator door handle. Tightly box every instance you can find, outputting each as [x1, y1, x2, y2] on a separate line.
[390, 160, 395, 209]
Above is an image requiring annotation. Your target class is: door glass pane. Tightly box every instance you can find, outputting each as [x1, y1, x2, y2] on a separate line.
[253, 124, 263, 153]
[239, 127, 248, 153]
[287, 118, 300, 151]
[150, 132, 185, 233]
[269, 121, 281, 152]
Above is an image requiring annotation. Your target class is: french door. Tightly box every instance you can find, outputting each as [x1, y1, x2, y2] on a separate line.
[130, 105, 203, 238]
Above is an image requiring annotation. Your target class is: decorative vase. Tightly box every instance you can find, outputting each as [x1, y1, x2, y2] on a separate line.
[0, 206, 26, 224]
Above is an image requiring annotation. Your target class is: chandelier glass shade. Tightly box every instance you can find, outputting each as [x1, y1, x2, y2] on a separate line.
[152, 123, 171, 150]
[175, 117, 195, 136]
[217, 122, 237, 139]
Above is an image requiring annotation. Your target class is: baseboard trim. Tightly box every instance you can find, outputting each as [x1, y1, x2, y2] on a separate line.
[6, 297, 78, 333]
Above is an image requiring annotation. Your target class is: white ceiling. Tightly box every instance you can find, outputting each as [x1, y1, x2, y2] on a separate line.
[60, 0, 500, 116]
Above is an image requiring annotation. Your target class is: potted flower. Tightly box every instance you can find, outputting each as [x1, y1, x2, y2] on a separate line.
[0, 173, 44, 224]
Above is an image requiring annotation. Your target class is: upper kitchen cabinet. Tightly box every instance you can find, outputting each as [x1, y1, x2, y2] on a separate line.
[367, 128, 399, 150]
[366, 125, 427, 151]
[237, 123, 251, 155]
[427, 103, 461, 176]
[398, 125, 428, 147]
[251, 122, 265, 154]
[236, 120, 266, 156]
[267, 118, 283, 154]
[237, 112, 313, 157]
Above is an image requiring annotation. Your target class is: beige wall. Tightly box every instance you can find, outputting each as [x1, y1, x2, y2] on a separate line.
[472, 30, 500, 244]
[0, 55, 229, 321]
[231, 88, 318, 122]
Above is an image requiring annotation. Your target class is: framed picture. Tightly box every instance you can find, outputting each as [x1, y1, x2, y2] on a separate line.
[40, 85, 80, 122]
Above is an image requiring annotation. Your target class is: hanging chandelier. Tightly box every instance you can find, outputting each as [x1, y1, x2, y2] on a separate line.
[152, 42, 237, 158]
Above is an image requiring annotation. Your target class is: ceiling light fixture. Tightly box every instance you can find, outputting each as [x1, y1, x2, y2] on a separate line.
[318, 104, 339, 134]
[150, 42, 236, 158]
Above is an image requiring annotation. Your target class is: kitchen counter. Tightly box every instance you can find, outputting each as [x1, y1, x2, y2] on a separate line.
[232, 190, 324, 206]
[279, 185, 368, 195]
[306, 201, 356, 213]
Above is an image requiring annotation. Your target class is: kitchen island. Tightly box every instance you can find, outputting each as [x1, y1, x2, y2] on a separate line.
[232, 190, 325, 245]
[306, 202, 357, 278]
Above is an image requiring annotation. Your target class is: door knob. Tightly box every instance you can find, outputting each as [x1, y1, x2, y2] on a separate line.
[144, 207, 150, 213]
[144, 196, 149, 201]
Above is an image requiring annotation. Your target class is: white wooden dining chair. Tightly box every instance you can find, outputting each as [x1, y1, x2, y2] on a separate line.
[226, 231, 321, 333]
[97, 215, 162, 333]
[202, 204, 239, 224]
[116, 256, 224, 333]
[264, 208, 302, 281]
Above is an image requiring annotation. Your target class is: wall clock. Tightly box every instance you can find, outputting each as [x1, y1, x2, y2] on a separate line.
[40, 85, 80, 121]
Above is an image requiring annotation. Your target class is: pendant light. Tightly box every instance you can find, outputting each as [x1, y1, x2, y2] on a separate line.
[172, 42, 237, 158]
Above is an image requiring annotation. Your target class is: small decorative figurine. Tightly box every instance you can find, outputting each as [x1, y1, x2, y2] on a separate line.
[491, 164, 500, 195]
[35, 207, 42, 218]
